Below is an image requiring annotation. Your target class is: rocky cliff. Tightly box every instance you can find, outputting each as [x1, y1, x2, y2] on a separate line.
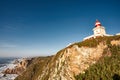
[2, 58, 32, 75]
[15, 35, 120, 80]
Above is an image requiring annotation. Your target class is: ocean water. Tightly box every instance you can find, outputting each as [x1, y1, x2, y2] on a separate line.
[0, 58, 14, 67]
[0, 57, 18, 80]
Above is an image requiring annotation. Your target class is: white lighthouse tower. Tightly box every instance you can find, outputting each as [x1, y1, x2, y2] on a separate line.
[93, 19, 106, 38]
[83, 20, 112, 40]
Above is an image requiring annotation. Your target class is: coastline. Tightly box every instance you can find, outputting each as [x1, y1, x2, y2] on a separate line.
[0, 57, 20, 80]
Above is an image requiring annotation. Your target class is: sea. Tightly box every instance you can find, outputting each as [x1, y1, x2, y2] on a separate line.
[0, 57, 18, 80]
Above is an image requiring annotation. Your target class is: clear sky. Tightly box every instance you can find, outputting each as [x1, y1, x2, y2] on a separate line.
[0, 0, 120, 57]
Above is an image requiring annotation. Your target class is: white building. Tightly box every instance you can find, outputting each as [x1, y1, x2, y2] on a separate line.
[84, 20, 112, 40]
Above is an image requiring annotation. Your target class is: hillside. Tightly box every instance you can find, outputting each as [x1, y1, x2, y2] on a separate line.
[15, 35, 120, 80]
[75, 40, 120, 80]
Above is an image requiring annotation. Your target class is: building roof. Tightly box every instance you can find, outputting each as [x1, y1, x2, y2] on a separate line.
[95, 19, 101, 27]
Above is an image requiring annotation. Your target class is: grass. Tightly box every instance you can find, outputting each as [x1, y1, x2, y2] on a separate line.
[72, 35, 120, 48]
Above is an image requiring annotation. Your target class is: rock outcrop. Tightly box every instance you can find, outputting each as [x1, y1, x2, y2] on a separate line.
[111, 40, 120, 46]
[3, 58, 32, 75]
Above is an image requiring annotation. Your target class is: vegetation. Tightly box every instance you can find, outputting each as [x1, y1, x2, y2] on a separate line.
[75, 35, 120, 80]
[72, 35, 120, 48]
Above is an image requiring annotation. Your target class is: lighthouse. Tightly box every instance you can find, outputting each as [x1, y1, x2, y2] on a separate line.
[83, 20, 111, 40]
[93, 20, 106, 38]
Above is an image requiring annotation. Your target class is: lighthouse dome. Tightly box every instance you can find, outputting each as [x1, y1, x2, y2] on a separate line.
[95, 19, 101, 27]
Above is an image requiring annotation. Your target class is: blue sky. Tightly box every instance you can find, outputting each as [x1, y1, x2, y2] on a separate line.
[0, 0, 120, 57]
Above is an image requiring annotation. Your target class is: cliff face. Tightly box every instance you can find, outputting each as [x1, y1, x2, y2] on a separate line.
[37, 43, 107, 80]
[15, 35, 120, 80]
[15, 56, 52, 80]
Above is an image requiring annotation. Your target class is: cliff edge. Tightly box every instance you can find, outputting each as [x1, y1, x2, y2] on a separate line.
[15, 35, 120, 80]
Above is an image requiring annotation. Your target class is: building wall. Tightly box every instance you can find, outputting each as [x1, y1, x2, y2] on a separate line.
[93, 26, 106, 37]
